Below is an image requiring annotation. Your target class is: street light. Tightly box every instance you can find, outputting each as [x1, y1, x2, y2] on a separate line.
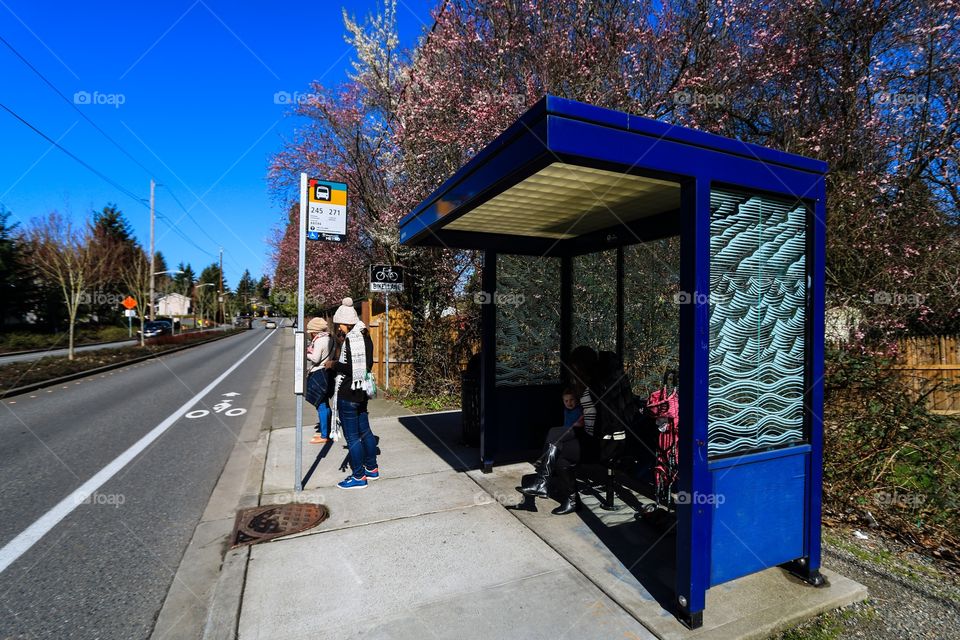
[193, 282, 214, 332]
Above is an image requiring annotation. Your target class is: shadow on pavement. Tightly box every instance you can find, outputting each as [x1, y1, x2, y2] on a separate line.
[397, 411, 479, 472]
[397, 409, 678, 614]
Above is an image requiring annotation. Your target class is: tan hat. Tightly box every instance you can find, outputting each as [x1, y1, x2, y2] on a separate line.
[306, 317, 327, 333]
[332, 297, 360, 325]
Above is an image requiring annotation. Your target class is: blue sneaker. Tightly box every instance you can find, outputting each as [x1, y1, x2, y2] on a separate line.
[337, 475, 367, 490]
[363, 466, 379, 480]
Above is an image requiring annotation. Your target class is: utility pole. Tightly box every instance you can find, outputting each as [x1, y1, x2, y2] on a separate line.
[149, 179, 155, 321]
[218, 248, 224, 325]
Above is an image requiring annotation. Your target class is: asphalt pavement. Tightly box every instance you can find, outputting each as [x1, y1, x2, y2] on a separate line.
[0, 324, 281, 639]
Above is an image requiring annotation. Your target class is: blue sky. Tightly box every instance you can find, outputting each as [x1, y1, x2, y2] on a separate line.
[0, 0, 436, 287]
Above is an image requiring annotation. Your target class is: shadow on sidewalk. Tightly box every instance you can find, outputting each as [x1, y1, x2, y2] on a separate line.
[577, 492, 678, 613]
[396, 409, 678, 614]
[397, 411, 479, 472]
[300, 440, 334, 487]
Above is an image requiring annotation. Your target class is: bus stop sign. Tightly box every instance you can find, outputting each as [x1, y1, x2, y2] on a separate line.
[306, 178, 347, 242]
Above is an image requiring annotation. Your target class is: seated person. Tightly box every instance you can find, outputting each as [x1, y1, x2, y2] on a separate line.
[562, 387, 584, 429]
[520, 349, 638, 515]
[519, 346, 598, 515]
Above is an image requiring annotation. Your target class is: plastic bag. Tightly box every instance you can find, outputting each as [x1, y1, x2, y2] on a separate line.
[362, 372, 378, 398]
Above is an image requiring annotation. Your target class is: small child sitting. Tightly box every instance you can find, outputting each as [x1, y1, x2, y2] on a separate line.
[562, 388, 584, 429]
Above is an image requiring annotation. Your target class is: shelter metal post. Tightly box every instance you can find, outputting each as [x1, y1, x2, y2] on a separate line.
[616, 246, 625, 360]
[675, 178, 711, 629]
[479, 251, 497, 473]
[784, 186, 828, 586]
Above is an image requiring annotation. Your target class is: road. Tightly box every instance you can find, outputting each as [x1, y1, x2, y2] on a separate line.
[0, 325, 281, 639]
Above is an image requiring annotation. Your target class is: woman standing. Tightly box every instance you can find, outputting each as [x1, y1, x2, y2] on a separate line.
[305, 317, 333, 444]
[327, 297, 379, 490]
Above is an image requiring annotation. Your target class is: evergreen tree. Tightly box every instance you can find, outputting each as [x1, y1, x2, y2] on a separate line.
[172, 262, 196, 295]
[198, 262, 228, 323]
[91, 204, 138, 324]
[236, 269, 256, 314]
[0, 208, 37, 325]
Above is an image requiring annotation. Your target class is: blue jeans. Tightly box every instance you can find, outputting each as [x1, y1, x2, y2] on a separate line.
[338, 400, 377, 478]
[315, 402, 331, 438]
[306, 371, 330, 438]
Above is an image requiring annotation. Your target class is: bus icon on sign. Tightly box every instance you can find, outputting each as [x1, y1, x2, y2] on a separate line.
[314, 184, 330, 201]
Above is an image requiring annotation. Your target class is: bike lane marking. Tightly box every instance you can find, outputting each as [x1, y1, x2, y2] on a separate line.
[0, 329, 277, 575]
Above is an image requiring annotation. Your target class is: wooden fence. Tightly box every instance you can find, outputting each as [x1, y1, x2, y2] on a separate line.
[364, 306, 415, 392]
[894, 335, 960, 414]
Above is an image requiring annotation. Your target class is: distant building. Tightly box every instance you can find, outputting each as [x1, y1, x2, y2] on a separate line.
[156, 292, 191, 317]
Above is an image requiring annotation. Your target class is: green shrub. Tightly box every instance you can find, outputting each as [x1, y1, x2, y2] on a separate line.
[824, 346, 960, 554]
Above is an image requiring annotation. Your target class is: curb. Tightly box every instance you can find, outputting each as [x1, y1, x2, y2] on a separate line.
[0, 330, 242, 399]
[200, 340, 281, 640]
[148, 330, 282, 640]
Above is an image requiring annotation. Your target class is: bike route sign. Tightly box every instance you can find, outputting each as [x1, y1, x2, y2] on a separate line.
[370, 264, 404, 293]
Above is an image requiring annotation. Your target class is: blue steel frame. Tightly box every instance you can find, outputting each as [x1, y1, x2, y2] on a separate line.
[399, 96, 828, 628]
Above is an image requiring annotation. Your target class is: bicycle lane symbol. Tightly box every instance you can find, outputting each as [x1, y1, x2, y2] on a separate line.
[186, 392, 247, 419]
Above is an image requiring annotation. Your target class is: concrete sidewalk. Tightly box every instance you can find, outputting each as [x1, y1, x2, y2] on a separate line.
[196, 333, 866, 640]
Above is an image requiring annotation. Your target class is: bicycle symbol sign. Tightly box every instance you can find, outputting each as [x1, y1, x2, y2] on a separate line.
[370, 264, 404, 293]
[186, 392, 247, 419]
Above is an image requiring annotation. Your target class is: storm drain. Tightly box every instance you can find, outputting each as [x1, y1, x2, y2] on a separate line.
[230, 503, 329, 547]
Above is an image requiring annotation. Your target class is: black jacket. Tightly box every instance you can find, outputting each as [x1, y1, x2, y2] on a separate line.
[333, 330, 374, 404]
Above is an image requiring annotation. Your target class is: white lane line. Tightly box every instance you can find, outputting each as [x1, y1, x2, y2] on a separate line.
[0, 329, 277, 575]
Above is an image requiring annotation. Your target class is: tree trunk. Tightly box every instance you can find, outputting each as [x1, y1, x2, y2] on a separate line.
[67, 309, 76, 361]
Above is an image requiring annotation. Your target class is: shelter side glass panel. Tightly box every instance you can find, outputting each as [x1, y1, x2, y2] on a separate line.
[495, 254, 562, 452]
[623, 237, 681, 399]
[572, 249, 618, 354]
[707, 188, 809, 586]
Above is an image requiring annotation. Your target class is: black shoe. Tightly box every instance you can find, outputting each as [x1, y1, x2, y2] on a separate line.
[551, 494, 579, 515]
[520, 443, 558, 499]
[519, 476, 548, 498]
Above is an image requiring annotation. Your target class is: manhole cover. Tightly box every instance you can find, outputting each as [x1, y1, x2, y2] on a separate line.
[231, 503, 329, 547]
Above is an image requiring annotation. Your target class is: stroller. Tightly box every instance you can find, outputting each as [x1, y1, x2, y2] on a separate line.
[645, 369, 679, 508]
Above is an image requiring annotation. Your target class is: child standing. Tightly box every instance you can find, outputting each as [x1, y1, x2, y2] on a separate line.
[305, 317, 334, 443]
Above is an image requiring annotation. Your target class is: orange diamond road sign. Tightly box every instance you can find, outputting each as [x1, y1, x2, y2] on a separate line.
[122, 296, 137, 310]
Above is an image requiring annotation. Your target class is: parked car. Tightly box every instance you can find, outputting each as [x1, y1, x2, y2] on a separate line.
[264, 320, 277, 329]
[139, 320, 173, 339]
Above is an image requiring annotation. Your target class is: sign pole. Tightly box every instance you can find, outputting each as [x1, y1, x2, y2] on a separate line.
[383, 293, 390, 390]
[294, 172, 308, 493]
[369, 264, 402, 392]
[128, 314, 132, 337]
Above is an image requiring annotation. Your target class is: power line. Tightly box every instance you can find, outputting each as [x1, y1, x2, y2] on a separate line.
[0, 33, 157, 177]
[1, 101, 149, 206]
[154, 212, 218, 260]
[0, 101, 218, 263]
[157, 184, 244, 271]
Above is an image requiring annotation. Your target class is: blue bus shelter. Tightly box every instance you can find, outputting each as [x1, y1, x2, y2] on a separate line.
[399, 96, 828, 628]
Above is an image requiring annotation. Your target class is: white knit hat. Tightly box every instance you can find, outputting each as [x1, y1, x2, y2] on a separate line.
[332, 297, 360, 325]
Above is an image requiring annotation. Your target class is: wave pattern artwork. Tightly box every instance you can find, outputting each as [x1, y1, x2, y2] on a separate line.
[708, 190, 807, 456]
[496, 254, 562, 386]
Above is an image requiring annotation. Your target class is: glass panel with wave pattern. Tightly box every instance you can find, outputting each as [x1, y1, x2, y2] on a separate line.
[708, 189, 807, 457]
[495, 254, 562, 386]
[572, 249, 618, 354]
